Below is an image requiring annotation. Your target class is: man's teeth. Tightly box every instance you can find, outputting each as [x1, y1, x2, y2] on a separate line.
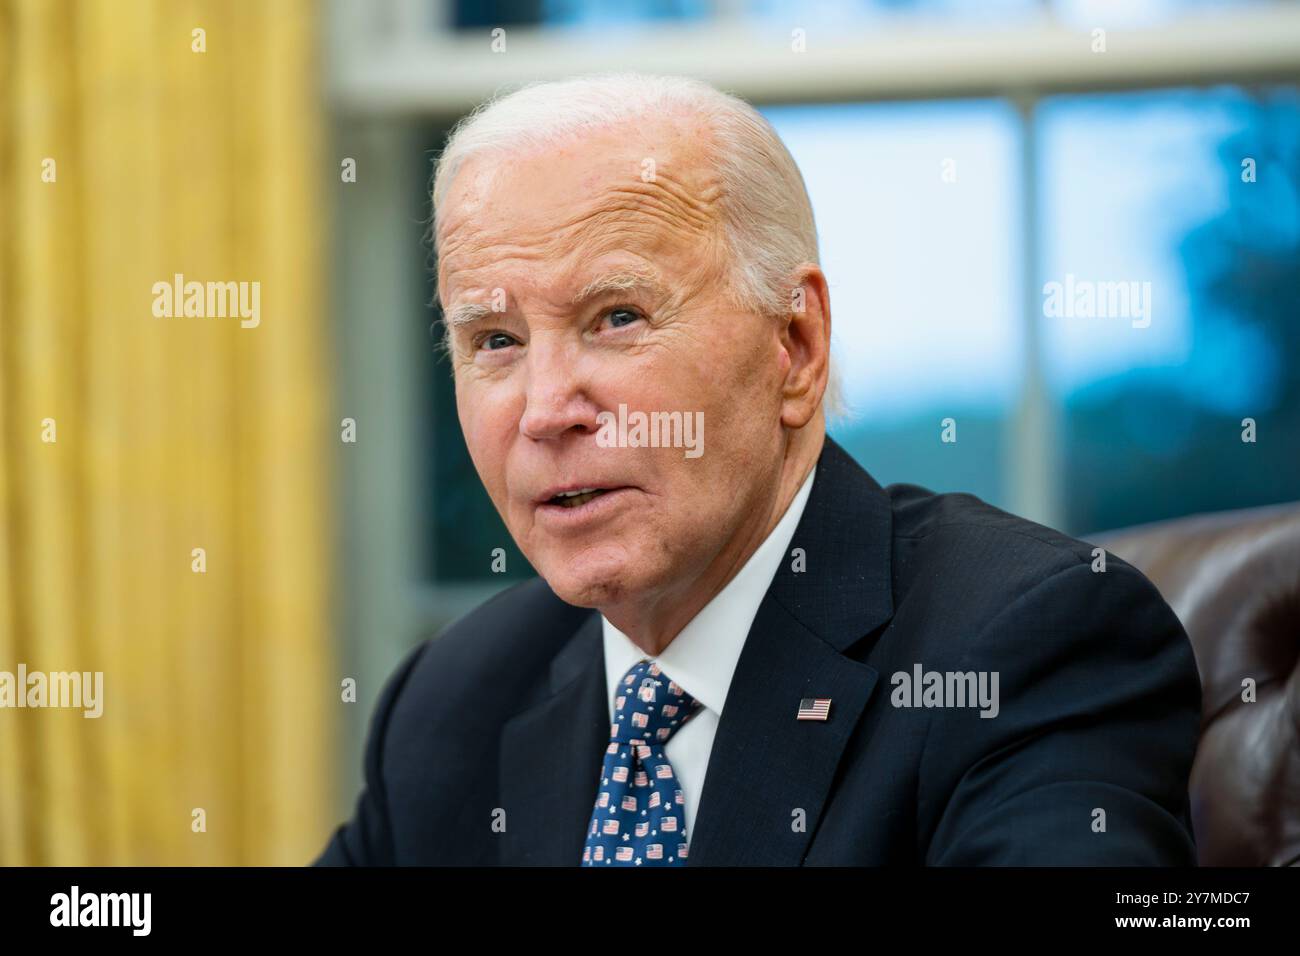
[551, 488, 608, 508]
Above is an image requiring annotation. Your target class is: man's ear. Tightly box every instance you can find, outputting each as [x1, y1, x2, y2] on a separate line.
[778, 265, 831, 429]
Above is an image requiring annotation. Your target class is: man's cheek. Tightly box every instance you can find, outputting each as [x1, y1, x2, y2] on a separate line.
[459, 420, 507, 511]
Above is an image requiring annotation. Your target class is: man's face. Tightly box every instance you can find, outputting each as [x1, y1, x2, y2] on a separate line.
[437, 119, 791, 611]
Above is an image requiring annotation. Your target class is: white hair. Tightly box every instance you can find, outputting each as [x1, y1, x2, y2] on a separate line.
[430, 72, 844, 419]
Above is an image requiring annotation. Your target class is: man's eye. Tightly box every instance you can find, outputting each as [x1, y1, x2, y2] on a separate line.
[604, 308, 642, 329]
[481, 332, 518, 351]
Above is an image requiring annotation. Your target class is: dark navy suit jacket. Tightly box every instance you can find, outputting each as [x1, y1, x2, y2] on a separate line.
[315, 437, 1201, 866]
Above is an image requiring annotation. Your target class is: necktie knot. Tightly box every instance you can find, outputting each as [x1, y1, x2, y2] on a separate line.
[610, 660, 699, 746]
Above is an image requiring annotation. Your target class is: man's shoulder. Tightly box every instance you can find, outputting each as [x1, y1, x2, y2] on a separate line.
[431, 575, 592, 667]
[881, 481, 1163, 627]
[886, 482, 1093, 566]
[434, 574, 592, 658]
[383, 577, 594, 728]
[820, 438, 1118, 591]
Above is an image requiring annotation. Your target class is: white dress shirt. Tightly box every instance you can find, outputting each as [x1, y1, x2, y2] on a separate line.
[600, 464, 817, 840]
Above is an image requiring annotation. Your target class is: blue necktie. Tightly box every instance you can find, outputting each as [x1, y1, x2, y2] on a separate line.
[582, 660, 701, 866]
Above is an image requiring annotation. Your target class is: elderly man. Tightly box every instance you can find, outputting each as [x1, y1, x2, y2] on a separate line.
[315, 73, 1201, 867]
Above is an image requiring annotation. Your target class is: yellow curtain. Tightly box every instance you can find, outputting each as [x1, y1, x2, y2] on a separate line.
[0, 0, 334, 865]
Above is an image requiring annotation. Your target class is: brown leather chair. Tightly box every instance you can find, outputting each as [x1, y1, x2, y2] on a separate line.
[1091, 503, 1300, 867]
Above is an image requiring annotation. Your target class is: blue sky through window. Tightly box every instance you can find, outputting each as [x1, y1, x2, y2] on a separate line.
[762, 100, 1023, 422]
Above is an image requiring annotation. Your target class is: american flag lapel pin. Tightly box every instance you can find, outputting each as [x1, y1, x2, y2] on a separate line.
[797, 698, 831, 721]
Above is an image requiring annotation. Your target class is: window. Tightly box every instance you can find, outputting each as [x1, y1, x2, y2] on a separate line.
[764, 99, 1022, 507]
[1039, 86, 1300, 531]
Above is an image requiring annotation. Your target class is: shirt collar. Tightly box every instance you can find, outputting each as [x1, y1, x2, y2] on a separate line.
[601, 464, 818, 717]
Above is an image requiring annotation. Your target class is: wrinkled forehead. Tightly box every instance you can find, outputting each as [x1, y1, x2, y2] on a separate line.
[435, 120, 724, 295]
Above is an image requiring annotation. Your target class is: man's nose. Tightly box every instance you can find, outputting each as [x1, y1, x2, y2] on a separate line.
[517, 336, 600, 441]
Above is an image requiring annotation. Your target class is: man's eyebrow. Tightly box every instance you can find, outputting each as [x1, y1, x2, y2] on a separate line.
[572, 268, 668, 305]
[443, 301, 494, 330]
[442, 269, 666, 329]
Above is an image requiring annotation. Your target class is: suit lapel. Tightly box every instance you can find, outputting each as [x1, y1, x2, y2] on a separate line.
[498, 613, 607, 865]
[687, 593, 880, 865]
[688, 436, 896, 865]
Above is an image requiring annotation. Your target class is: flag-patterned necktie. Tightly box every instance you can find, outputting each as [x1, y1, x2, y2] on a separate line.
[582, 660, 701, 866]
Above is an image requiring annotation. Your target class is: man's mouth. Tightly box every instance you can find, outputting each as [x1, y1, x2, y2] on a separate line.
[547, 488, 612, 509]
[532, 484, 638, 530]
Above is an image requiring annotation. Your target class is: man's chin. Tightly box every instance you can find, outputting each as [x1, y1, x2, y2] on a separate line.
[535, 551, 653, 611]
[541, 571, 634, 610]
